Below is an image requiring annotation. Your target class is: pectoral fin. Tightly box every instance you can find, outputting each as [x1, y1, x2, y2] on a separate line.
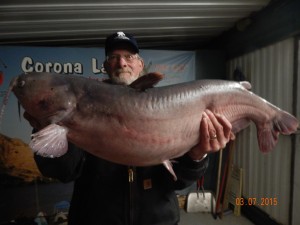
[30, 124, 68, 158]
[163, 160, 177, 181]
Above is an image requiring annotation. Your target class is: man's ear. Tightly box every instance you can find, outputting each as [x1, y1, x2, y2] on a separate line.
[139, 58, 145, 70]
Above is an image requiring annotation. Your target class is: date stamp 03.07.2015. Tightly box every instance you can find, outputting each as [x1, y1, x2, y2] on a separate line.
[235, 197, 278, 206]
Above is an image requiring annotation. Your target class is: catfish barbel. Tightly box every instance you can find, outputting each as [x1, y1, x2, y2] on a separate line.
[10, 72, 299, 177]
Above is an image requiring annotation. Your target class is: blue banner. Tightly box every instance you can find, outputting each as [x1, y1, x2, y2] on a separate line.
[0, 46, 195, 142]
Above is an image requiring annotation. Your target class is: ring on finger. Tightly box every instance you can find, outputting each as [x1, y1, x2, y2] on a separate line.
[210, 133, 217, 140]
[209, 130, 217, 140]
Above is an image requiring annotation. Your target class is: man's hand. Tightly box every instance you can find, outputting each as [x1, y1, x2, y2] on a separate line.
[188, 109, 235, 161]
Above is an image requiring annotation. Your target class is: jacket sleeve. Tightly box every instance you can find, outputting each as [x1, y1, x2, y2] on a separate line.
[172, 153, 209, 190]
[34, 142, 86, 183]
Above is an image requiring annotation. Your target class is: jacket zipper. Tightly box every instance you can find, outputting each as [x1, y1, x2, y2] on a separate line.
[128, 166, 135, 225]
[128, 167, 134, 183]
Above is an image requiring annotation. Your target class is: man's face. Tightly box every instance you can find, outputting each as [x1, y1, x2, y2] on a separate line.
[105, 46, 144, 85]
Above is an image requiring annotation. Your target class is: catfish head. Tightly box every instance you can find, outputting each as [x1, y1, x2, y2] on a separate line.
[12, 72, 77, 125]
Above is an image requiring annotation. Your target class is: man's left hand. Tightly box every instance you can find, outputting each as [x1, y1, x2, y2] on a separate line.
[188, 109, 235, 161]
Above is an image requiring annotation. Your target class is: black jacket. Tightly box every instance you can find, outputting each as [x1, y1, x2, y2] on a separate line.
[34, 143, 209, 225]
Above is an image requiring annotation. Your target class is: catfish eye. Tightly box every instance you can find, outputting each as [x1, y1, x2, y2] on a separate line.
[18, 80, 25, 88]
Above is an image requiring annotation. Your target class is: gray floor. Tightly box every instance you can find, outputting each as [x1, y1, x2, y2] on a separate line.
[179, 209, 254, 225]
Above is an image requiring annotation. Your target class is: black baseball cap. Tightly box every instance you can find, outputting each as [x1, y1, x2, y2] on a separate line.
[105, 31, 139, 56]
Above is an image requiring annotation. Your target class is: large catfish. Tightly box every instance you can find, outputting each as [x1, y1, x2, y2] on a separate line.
[11, 72, 298, 177]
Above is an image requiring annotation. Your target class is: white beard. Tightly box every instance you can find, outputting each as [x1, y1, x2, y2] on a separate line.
[111, 70, 139, 85]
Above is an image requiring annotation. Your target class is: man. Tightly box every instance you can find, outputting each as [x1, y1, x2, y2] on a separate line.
[30, 32, 233, 225]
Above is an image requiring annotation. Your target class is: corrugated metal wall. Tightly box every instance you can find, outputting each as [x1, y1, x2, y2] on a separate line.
[227, 38, 295, 224]
[292, 38, 300, 225]
[0, 0, 271, 48]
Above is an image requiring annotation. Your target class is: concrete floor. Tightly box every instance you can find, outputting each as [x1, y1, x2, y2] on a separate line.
[179, 209, 254, 225]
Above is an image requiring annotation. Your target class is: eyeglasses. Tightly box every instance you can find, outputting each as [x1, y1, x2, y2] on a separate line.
[106, 54, 140, 63]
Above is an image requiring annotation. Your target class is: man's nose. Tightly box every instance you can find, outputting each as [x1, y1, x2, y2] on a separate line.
[117, 56, 128, 67]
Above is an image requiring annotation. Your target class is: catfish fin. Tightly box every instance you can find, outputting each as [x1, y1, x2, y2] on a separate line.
[129, 72, 164, 91]
[274, 110, 299, 135]
[163, 160, 177, 181]
[257, 109, 299, 153]
[30, 124, 69, 158]
[240, 81, 252, 90]
[257, 126, 279, 154]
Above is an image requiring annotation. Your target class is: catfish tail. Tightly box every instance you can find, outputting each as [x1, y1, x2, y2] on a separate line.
[274, 110, 299, 135]
[257, 109, 298, 153]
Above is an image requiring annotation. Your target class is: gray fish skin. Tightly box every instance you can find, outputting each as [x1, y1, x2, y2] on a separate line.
[12, 72, 299, 166]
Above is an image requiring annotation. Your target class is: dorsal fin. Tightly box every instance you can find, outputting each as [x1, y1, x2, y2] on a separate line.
[129, 72, 164, 91]
[240, 81, 252, 90]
